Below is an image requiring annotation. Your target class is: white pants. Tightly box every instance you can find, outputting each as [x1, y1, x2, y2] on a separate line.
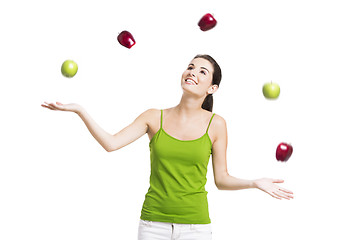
[138, 219, 212, 240]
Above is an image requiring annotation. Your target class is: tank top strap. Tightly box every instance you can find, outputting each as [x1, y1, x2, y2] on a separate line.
[160, 109, 163, 128]
[206, 113, 216, 133]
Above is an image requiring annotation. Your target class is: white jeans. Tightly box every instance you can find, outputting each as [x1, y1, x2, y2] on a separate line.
[138, 219, 212, 240]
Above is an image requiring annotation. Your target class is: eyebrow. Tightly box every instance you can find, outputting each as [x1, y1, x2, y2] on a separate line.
[188, 63, 209, 73]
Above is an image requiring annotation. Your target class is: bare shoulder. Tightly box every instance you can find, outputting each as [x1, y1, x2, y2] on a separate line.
[211, 113, 227, 142]
[143, 108, 160, 115]
[212, 113, 226, 127]
[139, 108, 160, 121]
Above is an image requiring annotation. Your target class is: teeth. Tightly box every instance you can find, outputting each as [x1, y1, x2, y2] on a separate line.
[186, 79, 196, 85]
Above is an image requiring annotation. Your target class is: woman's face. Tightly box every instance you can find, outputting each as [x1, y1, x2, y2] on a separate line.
[181, 57, 215, 97]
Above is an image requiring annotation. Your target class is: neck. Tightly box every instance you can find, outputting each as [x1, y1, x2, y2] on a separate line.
[173, 94, 206, 118]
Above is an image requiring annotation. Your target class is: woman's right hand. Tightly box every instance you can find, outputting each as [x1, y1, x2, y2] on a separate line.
[41, 102, 83, 114]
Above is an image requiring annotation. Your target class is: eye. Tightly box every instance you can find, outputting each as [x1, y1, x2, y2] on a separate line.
[187, 66, 194, 70]
[200, 70, 206, 75]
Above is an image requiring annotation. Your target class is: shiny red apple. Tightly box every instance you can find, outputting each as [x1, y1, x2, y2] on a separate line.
[198, 13, 217, 31]
[117, 30, 136, 48]
[276, 142, 293, 162]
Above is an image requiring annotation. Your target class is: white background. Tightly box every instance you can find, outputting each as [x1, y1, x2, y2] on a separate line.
[1, 0, 359, 239]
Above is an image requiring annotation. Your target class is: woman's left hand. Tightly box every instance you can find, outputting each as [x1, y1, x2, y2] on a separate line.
[254, 178, 294, 200]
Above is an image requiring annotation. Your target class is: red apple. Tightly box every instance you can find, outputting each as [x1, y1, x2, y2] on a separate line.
[276, 142, 293, 162]
[117, 30, 136, 48]
[198, 13, 217, 31]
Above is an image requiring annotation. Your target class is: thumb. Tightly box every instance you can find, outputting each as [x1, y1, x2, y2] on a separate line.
[273, 179, 284, 183]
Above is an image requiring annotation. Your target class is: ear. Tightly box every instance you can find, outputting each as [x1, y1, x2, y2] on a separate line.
[207, 84, 219, 95]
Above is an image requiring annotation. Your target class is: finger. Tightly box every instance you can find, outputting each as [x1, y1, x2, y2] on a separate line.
[279, 188, 293, 194]
[284, 194, 293, 200]
[50, 102, 63, 109]
[270, 192, 282, 200]
[275, 189, 293, 200]
[41, 102, 58, 110]
[278, 191, 291, 200]
[286, 195, 294, 200]
[41, 102, 53, 109]
[41, 104, 51, 109]
[47, 102, 56, 107]
[44, 102, 55, 106]
[47, 103, 60, 110]
[47, 105, 57, 110]
[268, 190, 282, 199]
[282, 190, 294, 199]
[273, 191, 288, 200]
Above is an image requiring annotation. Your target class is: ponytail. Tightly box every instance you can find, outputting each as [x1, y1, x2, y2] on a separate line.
[201, 94, 213, 112]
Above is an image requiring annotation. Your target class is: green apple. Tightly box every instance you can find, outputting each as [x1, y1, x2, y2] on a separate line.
[262, 82, 280, 99]
[61, 60, 78, 78]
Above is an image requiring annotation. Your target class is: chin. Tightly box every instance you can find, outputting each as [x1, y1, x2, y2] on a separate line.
[181, 85, 194, 94]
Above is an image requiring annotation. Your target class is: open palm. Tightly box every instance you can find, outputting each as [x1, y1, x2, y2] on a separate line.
[254, 178, 294, 200]
[41, 102, 82, 113]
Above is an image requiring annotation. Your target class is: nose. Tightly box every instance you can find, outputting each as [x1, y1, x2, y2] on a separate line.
[189, 70, 196, 77]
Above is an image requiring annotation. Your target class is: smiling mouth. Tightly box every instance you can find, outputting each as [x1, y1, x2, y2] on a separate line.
[185, 79, 197, 85]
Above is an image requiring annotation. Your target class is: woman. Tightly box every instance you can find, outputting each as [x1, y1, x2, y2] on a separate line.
[41, 54, 294, 240]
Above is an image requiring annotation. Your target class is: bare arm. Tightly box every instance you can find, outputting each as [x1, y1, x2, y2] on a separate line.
[76, 108, 115, 152]
[41, 102, 151, 152]
[211, 115, 294, 200]
[211, 115, 256, 190]
[108, 108, 153, 152]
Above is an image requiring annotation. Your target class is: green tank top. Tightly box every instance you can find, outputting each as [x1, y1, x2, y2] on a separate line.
[140, 109, 215, 224]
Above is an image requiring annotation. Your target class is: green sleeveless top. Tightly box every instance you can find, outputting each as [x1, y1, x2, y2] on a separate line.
[140, 109, 215, 224]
